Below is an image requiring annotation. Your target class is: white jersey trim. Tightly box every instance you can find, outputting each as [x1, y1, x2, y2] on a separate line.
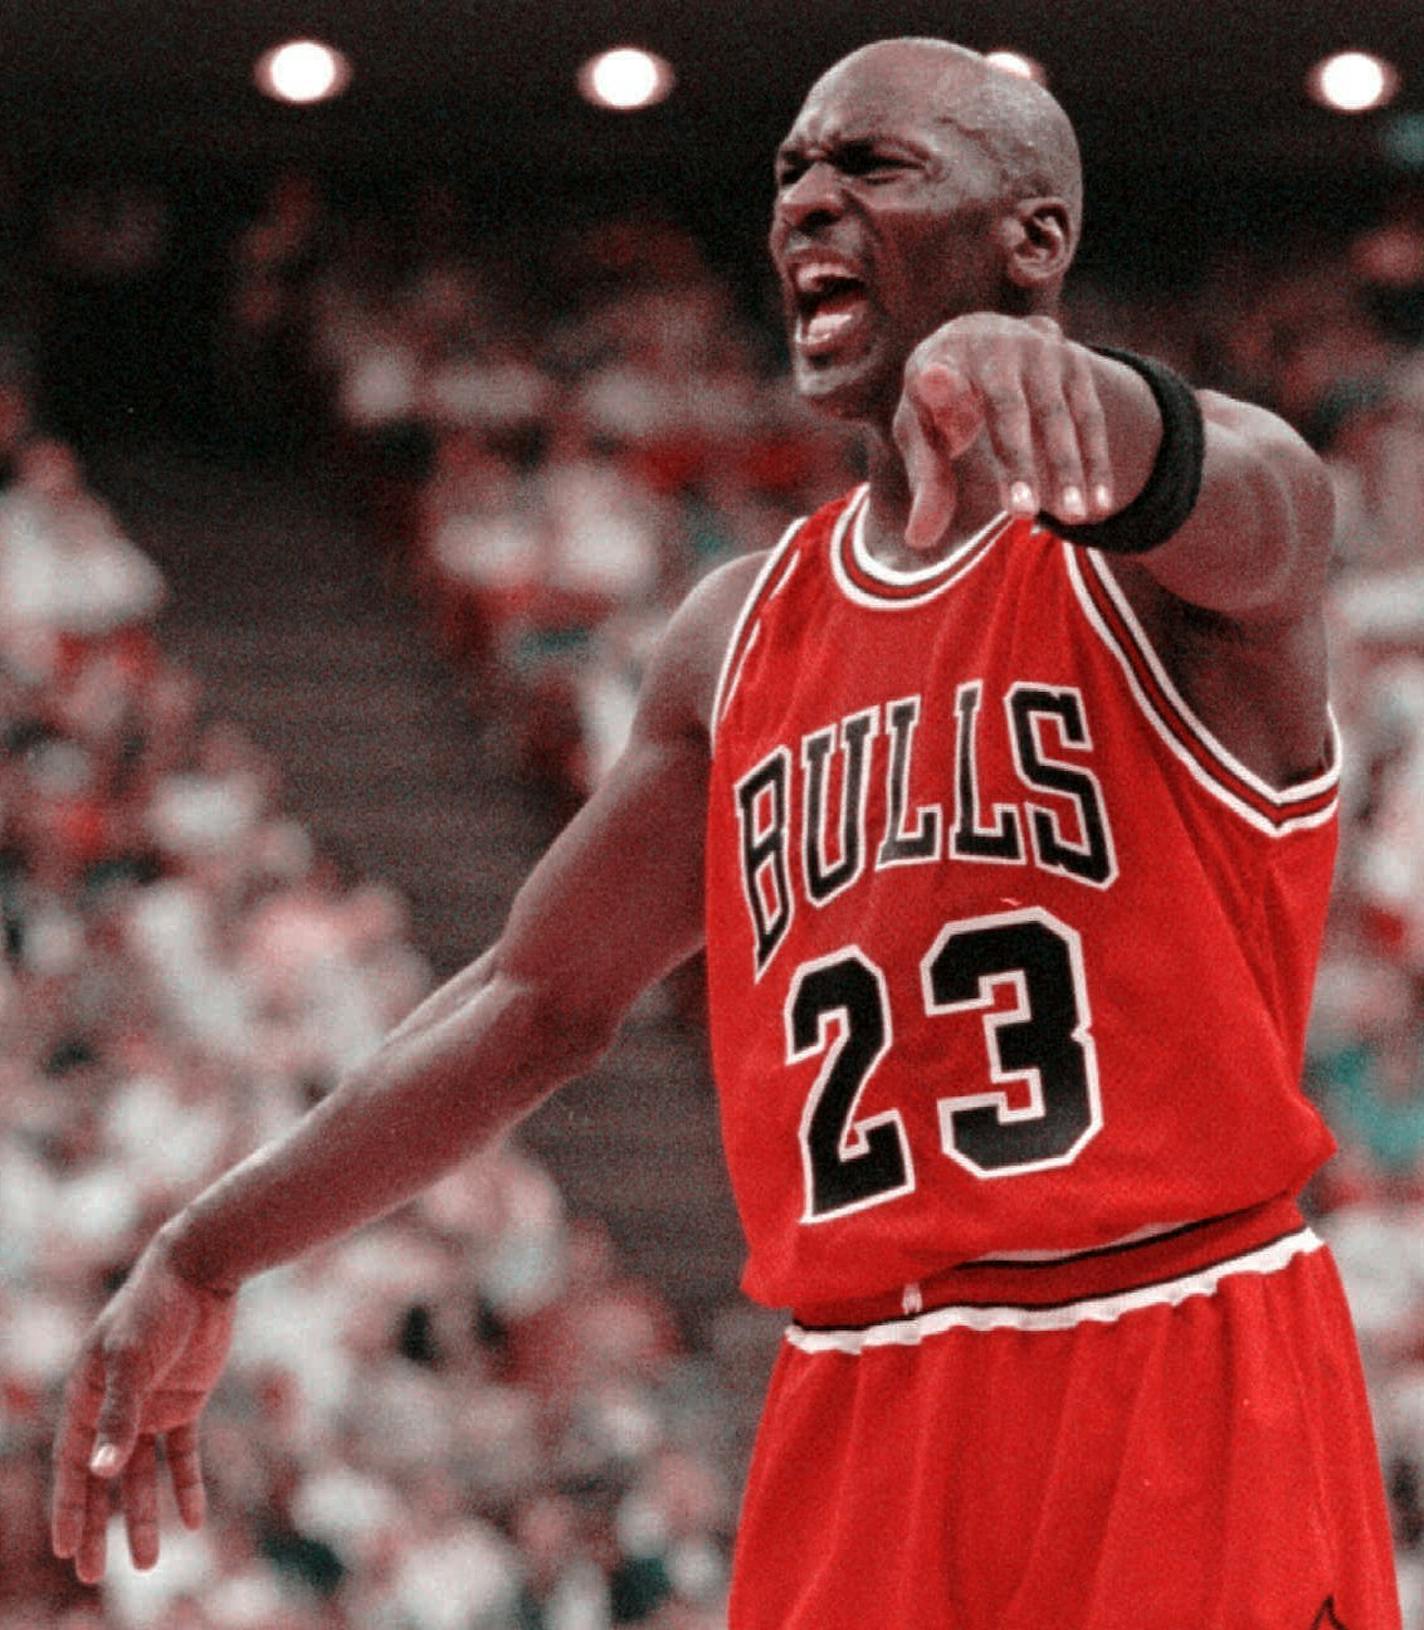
[710, 514, 805, 742]
[830, 487, 1013, 610]
[784, 1226, 1322, 1354]
[1062, 544, 1340, 837]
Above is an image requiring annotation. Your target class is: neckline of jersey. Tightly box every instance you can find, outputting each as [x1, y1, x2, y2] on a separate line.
[838, 484, 1014, 602]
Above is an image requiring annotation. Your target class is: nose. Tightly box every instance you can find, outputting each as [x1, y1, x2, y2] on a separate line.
[773, 161, 845, 234]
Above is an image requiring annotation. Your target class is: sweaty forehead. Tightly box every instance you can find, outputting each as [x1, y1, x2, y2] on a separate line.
[786, 43, 981, 149]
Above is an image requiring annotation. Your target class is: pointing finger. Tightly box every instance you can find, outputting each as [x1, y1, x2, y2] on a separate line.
[52, 1351, 104, 1559]
[51, 1443, 89, 1560]
[52, 1431, 96, 1559]
[893, 387, 957, 552]
[911, 363, 983, 456]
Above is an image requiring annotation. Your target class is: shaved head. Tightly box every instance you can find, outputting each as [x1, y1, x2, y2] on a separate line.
[812, 39, 1083, 244]
[772, 36, 1085, 424]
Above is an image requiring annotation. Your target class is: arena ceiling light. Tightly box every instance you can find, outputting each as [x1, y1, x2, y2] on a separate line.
[984, 49, 1047, 86]
[578, 47, 676, 112]
[1308, 50, 1400, 114]
[255, 39, 353, 106]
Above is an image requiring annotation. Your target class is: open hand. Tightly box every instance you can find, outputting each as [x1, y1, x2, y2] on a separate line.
[51, 1239, 236, 1583]
[892, 314, 1117, 551]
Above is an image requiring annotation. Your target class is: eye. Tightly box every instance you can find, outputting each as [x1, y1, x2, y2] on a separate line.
[839, 145, 909, 180]
[774, 144, 911, 191]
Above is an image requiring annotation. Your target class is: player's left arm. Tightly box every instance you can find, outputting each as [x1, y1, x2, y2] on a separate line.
[895, 314, 1334, 625]
[1063, 367, 1333, 625]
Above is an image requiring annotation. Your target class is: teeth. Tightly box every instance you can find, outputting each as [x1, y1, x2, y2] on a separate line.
[793, 261, 862, 296]
[804, 310, 856, 344]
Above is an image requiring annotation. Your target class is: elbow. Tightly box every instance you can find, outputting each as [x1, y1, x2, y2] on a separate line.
[485, 947, 623, 1091]
[1180, 407, 1333, 622]
[358, 941, 623, 1134]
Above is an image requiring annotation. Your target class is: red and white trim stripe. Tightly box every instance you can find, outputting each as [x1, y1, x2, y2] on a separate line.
[785, 1225, 1321, 1352]
[830, 486, 1013, 610]
[711, 514, 807, 741]
[1064, 545, 1339, 837]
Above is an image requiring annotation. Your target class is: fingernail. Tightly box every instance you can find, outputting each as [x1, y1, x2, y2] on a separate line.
[1009, 481, 1036, 515]
[1094, 484, 1113, 513]
[1061, 485, 1086, 520]
[90, 1445, 119, 1474]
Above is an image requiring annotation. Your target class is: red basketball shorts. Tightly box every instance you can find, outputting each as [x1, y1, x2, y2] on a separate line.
[730, 1199, 1400, 1630]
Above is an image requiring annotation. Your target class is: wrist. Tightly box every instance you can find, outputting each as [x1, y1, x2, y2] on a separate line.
[153, 1213, 243, 1298]
[1047, 347, 1204, 554]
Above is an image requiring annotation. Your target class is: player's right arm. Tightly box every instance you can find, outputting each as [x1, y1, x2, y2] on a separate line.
[50, 547, 766, 1583]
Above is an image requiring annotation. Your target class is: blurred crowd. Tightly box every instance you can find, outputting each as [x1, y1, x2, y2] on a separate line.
[293, 202, 858, 803]
[0, 304, 737, 1624]
[7, 167, 1424, 1623]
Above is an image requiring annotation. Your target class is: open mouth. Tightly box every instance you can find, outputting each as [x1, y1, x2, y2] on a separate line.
[791, 263, 871, 357]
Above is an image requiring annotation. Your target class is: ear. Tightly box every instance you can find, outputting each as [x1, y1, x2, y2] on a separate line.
[998, 197, 1075, 293]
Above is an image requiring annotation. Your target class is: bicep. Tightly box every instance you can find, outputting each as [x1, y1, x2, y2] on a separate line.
[494, 716, 709, 1025]
[450, 547, 761, 1053]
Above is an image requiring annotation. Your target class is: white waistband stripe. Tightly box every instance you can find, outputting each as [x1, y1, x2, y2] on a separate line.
[785, 1227, 1322, 1355]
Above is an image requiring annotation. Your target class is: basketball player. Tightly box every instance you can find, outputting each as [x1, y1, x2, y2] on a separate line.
[51, 39, 1400, 1628]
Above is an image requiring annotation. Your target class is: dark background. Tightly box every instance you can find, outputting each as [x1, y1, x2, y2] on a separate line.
[3, 0, 1422, 272]
[6, 0, 1423, 456]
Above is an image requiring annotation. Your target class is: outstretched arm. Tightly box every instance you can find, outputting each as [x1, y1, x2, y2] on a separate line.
[50, 549, 763, 1582]
[160, 670, 713, 1296]
[894, 313, 1333, 623]
[891, 314, 1334, 786]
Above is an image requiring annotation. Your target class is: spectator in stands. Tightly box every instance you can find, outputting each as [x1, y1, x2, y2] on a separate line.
[0, 438, 165, 681]
[1315, 963, 1424, 1188]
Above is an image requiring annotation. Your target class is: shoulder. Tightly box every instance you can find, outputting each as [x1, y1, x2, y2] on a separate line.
[633, 549, 777, 748]
[638, 493, 864, 741]
[1103, 391, 1335, 786]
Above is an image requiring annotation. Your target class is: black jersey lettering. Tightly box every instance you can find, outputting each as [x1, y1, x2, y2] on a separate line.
[1006, 684, 1116, 888]
[876, 695, 942, 868]
[802, 707, 879, 906]
[735, 748, 794, 975]
[951, 680, 1025, 864]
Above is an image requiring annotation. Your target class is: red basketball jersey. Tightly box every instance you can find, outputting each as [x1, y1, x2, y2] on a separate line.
[704, 485, 1340, 1312]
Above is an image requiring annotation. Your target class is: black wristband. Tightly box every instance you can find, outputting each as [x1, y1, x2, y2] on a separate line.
[1046, 345, 1205, 555]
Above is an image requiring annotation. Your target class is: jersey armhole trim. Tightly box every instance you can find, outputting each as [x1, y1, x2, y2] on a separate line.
[1063, 544, 1340, 837]
[710, 514, 806, 746]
